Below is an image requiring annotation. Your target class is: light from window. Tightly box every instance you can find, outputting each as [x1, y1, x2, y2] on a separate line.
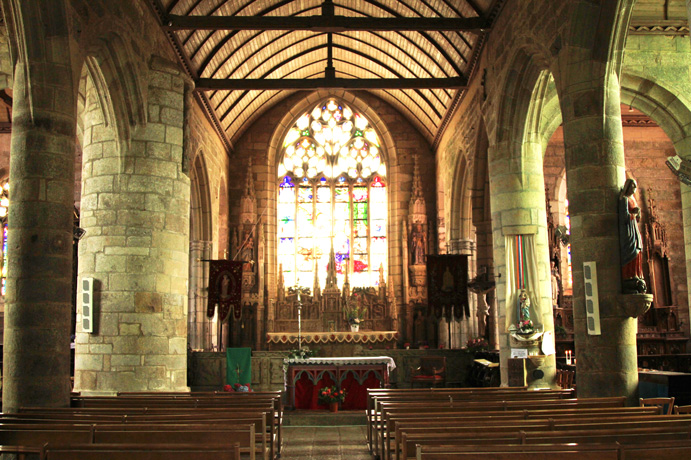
[278, 100, 387, 289]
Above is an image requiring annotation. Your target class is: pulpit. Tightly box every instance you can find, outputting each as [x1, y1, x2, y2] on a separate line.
[284, 356, 395, 410]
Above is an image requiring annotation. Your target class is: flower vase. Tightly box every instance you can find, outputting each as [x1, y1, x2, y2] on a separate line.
[329, 402, 338, 413]
[350, 324, 359, 332]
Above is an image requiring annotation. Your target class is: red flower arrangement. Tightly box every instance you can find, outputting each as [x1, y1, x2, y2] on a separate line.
[466, 336, 489, 353]
[223, 383, 252, 392]
[318, 386, 346, 404]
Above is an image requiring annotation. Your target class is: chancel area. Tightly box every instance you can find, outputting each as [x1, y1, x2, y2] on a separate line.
[3, 0, 691, 459]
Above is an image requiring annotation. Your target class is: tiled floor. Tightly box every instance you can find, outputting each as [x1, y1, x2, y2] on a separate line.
[281, 425, 371, 459]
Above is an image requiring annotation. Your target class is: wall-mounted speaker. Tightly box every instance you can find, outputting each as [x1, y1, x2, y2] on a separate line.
[82, 277, 94, 333]
[583, 261, 601, 335]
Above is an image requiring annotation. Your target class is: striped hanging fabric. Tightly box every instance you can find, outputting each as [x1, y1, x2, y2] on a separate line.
[514, 235, 527, 291]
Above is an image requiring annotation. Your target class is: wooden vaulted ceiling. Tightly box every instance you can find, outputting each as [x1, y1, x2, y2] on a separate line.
[149, 0, 499, 151]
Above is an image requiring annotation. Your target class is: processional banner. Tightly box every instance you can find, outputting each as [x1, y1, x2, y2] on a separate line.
[207, 260, 243, 321]
[426, 255, 469, 320]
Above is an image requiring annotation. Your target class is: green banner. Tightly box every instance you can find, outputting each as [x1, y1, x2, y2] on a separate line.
[226, 347, 251, 385]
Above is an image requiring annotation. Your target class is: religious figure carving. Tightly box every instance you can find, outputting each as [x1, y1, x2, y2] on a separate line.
[241, 230, 255, 273]
[516, 289, 534, 334]
[619, 179, 646, 294]
[411, 223, 426, 265]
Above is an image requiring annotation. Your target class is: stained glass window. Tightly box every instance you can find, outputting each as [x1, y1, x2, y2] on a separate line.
[278, 99, 387, 289]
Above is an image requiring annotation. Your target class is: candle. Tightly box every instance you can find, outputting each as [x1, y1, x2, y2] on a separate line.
[565, 350, 572, 365]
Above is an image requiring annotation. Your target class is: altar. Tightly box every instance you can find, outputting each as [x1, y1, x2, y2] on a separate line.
[284, 356, 395, 410]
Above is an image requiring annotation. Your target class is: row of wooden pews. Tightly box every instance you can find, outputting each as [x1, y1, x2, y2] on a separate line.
[0, 390, 283, 460]
[366, 387, 691, 460]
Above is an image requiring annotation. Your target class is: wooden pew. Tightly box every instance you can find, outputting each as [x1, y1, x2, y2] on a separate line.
[8, 411, 274, 460]
[400, 427, 691, 460]
[96, 421, 267, 460]
[0, 424, 256, 460]
[375, 396, 627, 459]
[369, 390, 575, 456]
[0, 428, 95, 452]
[0, 445, 43, 460]
[42, 443, 241, 460]
[366, 387, 572, 451]
[112, 389, 284, 449]
[70, 392, 283, 456]
[415, 443, 621, 460]
[416, 440, 691, 460]
[22, 401, 281, 459]
[93, 427, 256, 460]
[396, 417, 691, 460]
[618, 439, 691, 459]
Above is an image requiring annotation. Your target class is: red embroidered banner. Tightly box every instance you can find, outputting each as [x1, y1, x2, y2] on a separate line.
[207, 260, 243, 321]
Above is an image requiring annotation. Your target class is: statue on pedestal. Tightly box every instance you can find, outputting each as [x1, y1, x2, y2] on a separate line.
[619, 178, 646, 294]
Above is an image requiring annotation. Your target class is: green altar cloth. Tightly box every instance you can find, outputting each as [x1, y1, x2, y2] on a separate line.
[226, 347, 251, 385]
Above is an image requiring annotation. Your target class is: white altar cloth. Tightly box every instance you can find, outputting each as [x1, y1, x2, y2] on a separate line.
[283, 356, 396, 373]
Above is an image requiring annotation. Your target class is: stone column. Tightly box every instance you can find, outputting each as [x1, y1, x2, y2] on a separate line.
[553, 3, 638, 402]
[2, 1, 77, 412]
[488, 136, 556, 388]
[74, 57, 191, 393]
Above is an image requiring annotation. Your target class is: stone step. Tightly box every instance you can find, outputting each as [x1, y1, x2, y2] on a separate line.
[283, 410, 366, 426]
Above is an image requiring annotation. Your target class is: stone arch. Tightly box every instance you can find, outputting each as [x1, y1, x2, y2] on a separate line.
[493, 47, 551, 152]
[471, 119, 491, 228]
[620, 73, 691, 149]
[620, 73, 691, 335]
[448, 153, 471, 245]
[82, 31, 146, 149]
[190, 152, 213, 243]
[188, 150, 215, 351]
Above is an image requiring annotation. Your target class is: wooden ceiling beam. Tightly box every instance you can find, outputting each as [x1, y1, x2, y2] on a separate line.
[165, 14, 489, 33]
[195, 77, 467, 91]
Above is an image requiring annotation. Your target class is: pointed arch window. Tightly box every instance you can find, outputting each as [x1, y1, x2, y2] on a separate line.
[278, 99, 387, 289]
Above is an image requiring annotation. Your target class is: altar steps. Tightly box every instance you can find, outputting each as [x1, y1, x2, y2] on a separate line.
[284, 410, 366, 426]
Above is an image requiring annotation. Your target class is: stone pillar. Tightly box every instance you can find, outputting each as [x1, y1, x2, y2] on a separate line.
[74, 57, 191, 393]
[554, 7, 637, 402]
[488, 135, 556, 388]
[2, 1, 77, 412]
